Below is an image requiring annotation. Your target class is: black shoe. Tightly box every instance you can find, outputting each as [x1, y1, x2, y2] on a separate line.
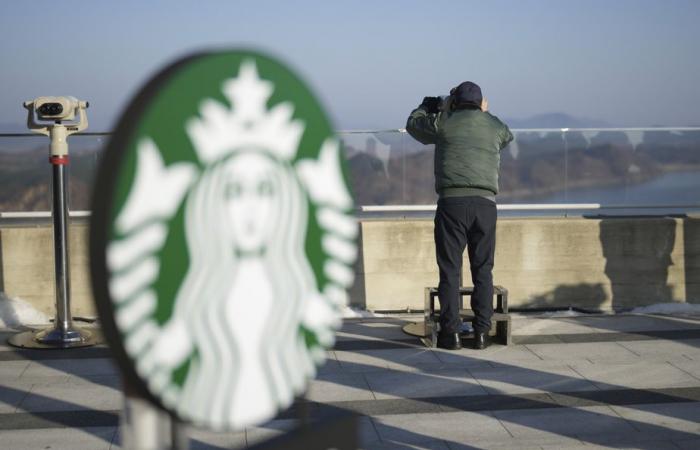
[437, 332, 462, 350]
[473, 332, 490, 350]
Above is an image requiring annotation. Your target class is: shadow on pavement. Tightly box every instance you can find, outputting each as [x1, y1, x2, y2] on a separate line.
[2, 316, 700, 448]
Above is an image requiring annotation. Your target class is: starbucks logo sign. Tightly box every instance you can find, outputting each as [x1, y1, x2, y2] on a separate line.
[90, 51, 357, 430]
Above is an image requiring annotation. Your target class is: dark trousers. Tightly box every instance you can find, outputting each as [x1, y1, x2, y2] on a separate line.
[434, 196, 497, 334]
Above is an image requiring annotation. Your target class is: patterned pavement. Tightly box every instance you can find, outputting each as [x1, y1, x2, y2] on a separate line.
[1, 312, 700, 449]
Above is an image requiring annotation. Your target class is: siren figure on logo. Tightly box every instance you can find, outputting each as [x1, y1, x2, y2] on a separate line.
[106, 61, 357, 429]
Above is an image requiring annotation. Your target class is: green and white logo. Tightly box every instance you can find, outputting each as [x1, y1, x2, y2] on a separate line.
[90, 51, 357, 431]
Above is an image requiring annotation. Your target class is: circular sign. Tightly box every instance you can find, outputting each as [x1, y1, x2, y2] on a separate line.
[90, 50, 358, 431]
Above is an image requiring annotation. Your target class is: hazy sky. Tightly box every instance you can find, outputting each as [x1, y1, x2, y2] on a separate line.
[1, 0, 699, 130]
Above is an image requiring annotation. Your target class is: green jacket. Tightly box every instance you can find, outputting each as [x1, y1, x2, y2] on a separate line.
[406, 105, 513, 198]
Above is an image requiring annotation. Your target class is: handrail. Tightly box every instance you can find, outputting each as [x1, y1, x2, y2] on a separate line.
[2, 126, 700, 137]
[0, 211, 92, 219]
[2, 203, 699, 220]
[0, 132, 112, 137]
[360, 203, 700, 213]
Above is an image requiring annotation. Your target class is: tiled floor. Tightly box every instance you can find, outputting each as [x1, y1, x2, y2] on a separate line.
[1, 313, 700, 449]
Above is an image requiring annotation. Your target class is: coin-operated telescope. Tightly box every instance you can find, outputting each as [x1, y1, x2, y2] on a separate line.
[8, 97, 97, 349]
[24, 96, 89, 160]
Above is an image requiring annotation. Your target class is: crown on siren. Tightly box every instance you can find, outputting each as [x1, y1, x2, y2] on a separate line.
[186, 60, 305, 164]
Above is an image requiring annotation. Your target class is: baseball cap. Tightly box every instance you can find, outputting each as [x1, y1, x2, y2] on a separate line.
[453, 81, 483, 107]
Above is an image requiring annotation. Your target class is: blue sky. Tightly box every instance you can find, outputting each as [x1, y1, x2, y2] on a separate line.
[1, 0, 699, 130]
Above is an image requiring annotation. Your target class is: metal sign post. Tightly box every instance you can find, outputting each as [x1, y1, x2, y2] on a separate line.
[9, 97, 98, 349]
[120, 379, 177, 450]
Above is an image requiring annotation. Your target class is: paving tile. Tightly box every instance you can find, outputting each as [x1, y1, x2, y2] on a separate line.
[0, 360, 29, 379]
[618, 339, 700, 361]
[412, 361, 493, 371]
[246, 416, 378, 448]
[669, 360, 700, 380]
[317, 356, 343, 375]
[370, 439, 450, 449]
[338, 322, 410, 341]
[573, 315, 700, 333]
[22, 358, 119, 378]
[20, 373, 121, 391]
[245, 418, 297, 446]
[372, 411, 511, 445]
[468, 365, 599, 394]
[334, 339, 420, 352]
[325, 397, 443, 417]
[15, 373, 72, 385]
[674, 438, 700, 449]
[360, 321, 405, 327]
[494, 405, 637, 440]
[548, 386, 700, 409]
[2, 313, 700, 449]
[0, 409, 118, 431]
[542, 441, 678, 450]
[513, 317, 598, 335]
[432, 346, 543, 366]
[0, 426, 116, 450]
[306, 372, 375, 402]
[187, 426, 246, 450]
[436, 392, 558, 413]
[0, 382, 29, 413]
[357, 415, 383, 446]
[335, 349, 443, 372]
[364, 368, 487, 400]
[72, 374, 123, 390]
[451, 442, 544, 450]
[0, 341, 15, 352]
[609, 402, 700, 438]
[525, 342, 640, 363]
[569, 362, 700, 390]
[487, 359, 594, 371]
[573, 434, 689, 449]
[19, 381, 122, 412]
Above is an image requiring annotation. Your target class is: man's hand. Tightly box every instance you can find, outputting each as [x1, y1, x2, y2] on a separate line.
[481, 98, 488, 112]
[421, 96, 441, 114]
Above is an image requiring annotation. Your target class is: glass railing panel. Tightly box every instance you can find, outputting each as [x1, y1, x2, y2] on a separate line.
[400, 134, 439, 205]
[630, 129, 700, 205]
[0, 135, 52, 212]
[1, 128, 699, 213]
[0, 134, 107, 212]
[341, 131, 437, 206]
[561, 129, 700, 206]
[66, 135, 107, 211]
[498, 131, 567, 204]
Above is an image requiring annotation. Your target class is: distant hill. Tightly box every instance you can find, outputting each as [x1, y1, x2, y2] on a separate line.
[503, 113, 611, 129]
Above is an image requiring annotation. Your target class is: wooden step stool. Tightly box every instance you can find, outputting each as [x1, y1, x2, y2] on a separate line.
[424, 286, 511, 347]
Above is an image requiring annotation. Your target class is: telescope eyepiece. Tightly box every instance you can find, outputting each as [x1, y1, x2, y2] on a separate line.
[38, 103, 64, 117]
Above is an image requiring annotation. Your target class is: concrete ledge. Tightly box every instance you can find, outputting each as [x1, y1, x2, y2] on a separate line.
[355, 216, 700, 311]
[1, 217, 699, 317]
[0, 222, 94, 318]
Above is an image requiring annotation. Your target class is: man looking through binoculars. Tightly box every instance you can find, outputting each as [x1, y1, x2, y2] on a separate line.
[406, 81, 513, 350]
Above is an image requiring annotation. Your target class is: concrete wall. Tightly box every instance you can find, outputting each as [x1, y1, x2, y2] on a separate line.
[0, 222, 95, 318]
[1, 217, 699, 317]
[355, 216, 700, 312]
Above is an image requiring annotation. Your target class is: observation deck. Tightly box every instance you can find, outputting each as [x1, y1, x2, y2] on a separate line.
[1, 127, 699, 316]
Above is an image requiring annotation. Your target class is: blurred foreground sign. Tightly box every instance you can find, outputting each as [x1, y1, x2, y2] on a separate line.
[90, 50, 357, 431]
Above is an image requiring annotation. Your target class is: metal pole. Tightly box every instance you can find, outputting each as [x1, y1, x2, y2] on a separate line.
[52, 159, 72, 336]
[8, 125, 97, 349]
[121, 379, 189, 450]
[121, 381, 172, 450]
[170, 415, 190, 450]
